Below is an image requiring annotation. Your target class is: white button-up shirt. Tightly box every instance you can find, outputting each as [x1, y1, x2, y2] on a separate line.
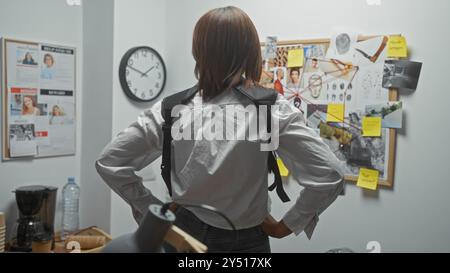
[96, 88, 344, 239]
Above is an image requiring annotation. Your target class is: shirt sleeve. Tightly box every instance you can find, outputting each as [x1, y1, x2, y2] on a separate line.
[274, 96, 345, 239]
[95, 101, 164, 223]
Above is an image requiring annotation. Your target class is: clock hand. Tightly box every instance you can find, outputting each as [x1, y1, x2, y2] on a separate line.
[127, 65, 147, 77]
[142, 66, 155, 77]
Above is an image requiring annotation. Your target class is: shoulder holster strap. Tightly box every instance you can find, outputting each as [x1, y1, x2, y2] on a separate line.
[160, 86, 198, 196]
[234, 86, 290, 202]
[160, 84, 290, 203]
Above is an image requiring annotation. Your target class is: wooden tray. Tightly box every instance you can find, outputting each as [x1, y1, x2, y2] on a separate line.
[54, 226, 112, 253]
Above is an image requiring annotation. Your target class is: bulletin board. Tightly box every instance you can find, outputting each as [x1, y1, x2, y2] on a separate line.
[1, 38, 77, 160]
[261, 35, 402, 188]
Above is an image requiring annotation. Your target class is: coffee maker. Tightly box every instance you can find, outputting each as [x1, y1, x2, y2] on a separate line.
[10, 185, 57, 252]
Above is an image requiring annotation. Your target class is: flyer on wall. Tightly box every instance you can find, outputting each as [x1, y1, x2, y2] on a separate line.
[2, 38, 76, 159]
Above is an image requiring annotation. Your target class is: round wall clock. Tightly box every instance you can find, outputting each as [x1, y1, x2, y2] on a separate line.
[119, 46, 166, 102]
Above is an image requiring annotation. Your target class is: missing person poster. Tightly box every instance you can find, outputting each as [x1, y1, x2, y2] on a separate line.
[2, 38, 76, 159]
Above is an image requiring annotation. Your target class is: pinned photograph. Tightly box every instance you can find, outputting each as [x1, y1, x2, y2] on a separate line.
[37, 103, 49, 116]
[272, 67, 287, 95]
[22, 95, 40, 116]
[383, 60, 422, 91]
[365, 102, 403, 129]
[10, 124, 35, 141]
[10, 94, 22, 116]
[306, 104, 327, 128]
[326, 32, 358, 63]
[263, 36, 277, 59]
[319, 122, 353, 146]
[9, 124, 37, 157]
[354, 36, 389, 66]
[18, 51, 38, 66]
[304, 44, 327, 59]
[286, 67, 302, 91]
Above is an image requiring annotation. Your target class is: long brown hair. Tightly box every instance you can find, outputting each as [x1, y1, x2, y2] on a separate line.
[192, 6, 262, 101]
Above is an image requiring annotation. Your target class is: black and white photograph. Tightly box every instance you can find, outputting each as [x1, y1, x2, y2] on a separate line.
[9, 124, 36, 141]
[383, 60, 422, 90]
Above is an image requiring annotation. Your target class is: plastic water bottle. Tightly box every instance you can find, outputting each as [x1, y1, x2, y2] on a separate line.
[61, 177, 80, 240]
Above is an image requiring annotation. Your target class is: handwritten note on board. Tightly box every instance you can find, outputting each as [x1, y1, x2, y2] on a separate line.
[287, 48, 304, 67]
[327, 104, 345, 123]
[357, 168, 379, 190]
[387, 36, 408, 58]
[362, 117, 382, 137]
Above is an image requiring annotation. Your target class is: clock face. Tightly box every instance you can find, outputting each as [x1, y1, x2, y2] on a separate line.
[119, 46, 166, 102]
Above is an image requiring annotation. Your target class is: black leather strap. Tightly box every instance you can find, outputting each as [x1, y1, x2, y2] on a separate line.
[268, 152, 290, 202]
[161, 122, 173, 196]
[234, 85, 290, 203]
[161, 86, 198, 196]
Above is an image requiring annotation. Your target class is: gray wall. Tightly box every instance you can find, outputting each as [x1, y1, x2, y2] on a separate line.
[109, 0, 169, 236]
[80, 0, 114, 232]
[0, 0, 83, 240]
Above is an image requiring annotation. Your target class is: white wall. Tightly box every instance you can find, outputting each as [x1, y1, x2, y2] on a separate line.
[162, 0, 450, 252]
[80, 0, 114, 232]
[0, 0, 83, 240]
[110, 0, 170, 236]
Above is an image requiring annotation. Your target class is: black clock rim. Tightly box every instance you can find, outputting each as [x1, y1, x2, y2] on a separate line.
[118, 46, 166, 102]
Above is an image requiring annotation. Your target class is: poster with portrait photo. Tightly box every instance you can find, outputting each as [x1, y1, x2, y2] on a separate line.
[5, 41, 40, 88]
[40, 44, 75, 90]
[37, 98, 75, 157]
[286, 66, 302, 93]
[8, 87, 40, 117]
[37, 89, 75, 157]
[2, 38, 76, 159]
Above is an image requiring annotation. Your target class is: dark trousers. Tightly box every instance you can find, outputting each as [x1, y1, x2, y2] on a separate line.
[164, 207, 271, 253]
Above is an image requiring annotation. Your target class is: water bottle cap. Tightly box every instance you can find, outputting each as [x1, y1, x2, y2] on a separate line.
[68, 177, 75, 183]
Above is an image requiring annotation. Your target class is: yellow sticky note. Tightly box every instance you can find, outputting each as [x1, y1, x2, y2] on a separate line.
[287, 48, 304, 67]
[277, 158, 289, 177]
[357, 168, 379, 190]
[387, 36, 408, 58]
[327, 104, 345, 123]
[362, 117, 382, 137]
